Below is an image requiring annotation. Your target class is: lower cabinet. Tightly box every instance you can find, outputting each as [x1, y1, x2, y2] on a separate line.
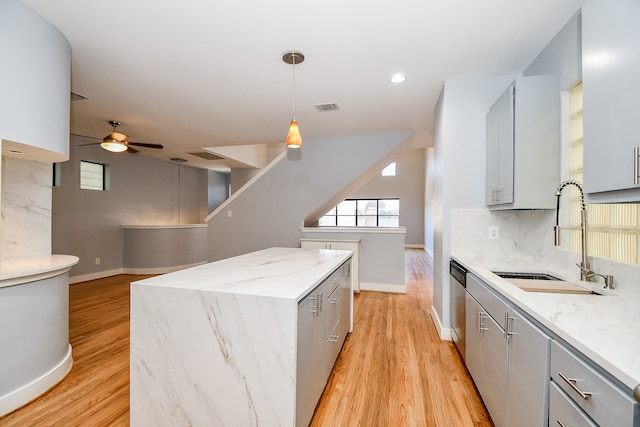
[466, 274, 550, 427]
[296, 260, 351, 427]
[549, 381, 598, 427]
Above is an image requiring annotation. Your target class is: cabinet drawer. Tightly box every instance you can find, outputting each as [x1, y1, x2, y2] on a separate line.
[550, 341, 638, 427]
[550, 381, 597, 427]
[466, 273, 509, 329]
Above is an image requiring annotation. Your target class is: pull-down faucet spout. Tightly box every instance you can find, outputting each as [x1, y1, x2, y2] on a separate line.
[554, 180, 591, 281]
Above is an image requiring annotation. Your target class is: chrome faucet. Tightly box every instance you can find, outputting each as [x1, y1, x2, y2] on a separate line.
[554, 180, 614, 289]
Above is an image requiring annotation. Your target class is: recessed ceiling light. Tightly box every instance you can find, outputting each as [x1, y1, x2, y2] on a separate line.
[390, 74, 406, 84]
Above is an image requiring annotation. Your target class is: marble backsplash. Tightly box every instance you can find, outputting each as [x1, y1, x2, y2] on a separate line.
[451, 209, 640, 295]
[1, 156, 51, 261]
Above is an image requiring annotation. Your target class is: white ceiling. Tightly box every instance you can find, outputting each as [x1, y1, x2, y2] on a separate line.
[22, 0, 582, 171]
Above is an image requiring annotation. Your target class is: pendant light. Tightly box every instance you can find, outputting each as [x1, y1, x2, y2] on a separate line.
[283, 51, 304, 148]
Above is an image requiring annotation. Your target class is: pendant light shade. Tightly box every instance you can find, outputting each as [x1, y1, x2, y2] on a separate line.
[283, 51, 304, 149]
[286, 119, 302, 148]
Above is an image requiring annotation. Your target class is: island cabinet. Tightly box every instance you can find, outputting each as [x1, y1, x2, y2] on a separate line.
[296, 262, 351, 427]
[485, 75, 560, 209]
[582, 0, 640, 202]
[465, 274, 550, 427]
[130, 247, 353, 427]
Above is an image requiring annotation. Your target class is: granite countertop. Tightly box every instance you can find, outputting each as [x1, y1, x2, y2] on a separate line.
[453, 254, 640, 393]
[0, 254, 79, 287]
[132, 247, 353, 302]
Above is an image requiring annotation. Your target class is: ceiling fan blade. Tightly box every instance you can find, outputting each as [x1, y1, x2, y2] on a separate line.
[77, 142, 100, 147]
[126, 146, 140, 154]
[71, 133, 102, 141]
[127, 141, 164, 149]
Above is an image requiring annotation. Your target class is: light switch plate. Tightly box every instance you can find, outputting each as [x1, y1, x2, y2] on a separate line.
[488, 225, 499, 240]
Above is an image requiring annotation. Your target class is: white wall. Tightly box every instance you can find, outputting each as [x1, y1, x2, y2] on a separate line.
[206, 132, 413, 262]
[348, 148, 425, 246]
[429, 74, 517, 338]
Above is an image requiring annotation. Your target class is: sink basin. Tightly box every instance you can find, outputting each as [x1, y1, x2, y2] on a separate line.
[493, 271, 561, 281]
[492, 271, 600, 295]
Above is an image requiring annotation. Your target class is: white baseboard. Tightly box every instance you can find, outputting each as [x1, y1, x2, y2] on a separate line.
[404, 244, 425, 249]
[122, 262, 206, 275]
[69, 262, 207, 284]
[0, 345, 73, 417]
[430, 305, 452, 340]
[69, 268, 124, 284]
[360, 281, 407, 294]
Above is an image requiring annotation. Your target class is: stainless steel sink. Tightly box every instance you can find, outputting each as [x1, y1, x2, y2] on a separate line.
[491, 271, 601, 295]
[493, 271, 561, 281]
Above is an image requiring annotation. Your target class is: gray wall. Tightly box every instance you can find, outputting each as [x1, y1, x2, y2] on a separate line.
[53, 139, 209, 279]
[208, 170, 230, 212]
[348, 148, 425, 246]
[207, 131, 413, 261]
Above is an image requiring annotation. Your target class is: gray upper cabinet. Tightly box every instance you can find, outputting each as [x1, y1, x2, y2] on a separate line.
[486, 75, 560, 210]
[582, 0, 640, 203]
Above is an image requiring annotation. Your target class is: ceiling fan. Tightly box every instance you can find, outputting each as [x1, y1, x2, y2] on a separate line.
[72, 120, 164, 153]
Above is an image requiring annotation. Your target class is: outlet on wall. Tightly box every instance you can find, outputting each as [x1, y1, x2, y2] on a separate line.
[227, 210, 232, 218]
[95, 257, 101, 265]
[488, 225, 500, 240]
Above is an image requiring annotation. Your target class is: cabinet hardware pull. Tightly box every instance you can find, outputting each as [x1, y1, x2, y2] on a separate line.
[558, 372, 592, 400]
[504, 313, 517, 338]
[634, 147, 639, 185]
[556, 420, 568, 427]
[329, 298, 339, 304]
[328, 334, 339, 342]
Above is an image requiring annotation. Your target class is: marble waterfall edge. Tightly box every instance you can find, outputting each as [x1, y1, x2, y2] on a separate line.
[131, 285, 296, 426]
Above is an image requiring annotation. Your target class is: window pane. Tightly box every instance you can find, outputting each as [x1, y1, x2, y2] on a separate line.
[324, 206, 336, 216]
[382, 162, 396, 176]
[379, 216, 399, 227]
[80, 161, 105, 191]
[318, 216, 336, 226]
[337, 216, 356, 226]
[379, 199, 399, 215]
[358, 200, 377, 215]
[357, 215, 377, 226]
[337, 200, 356, 215]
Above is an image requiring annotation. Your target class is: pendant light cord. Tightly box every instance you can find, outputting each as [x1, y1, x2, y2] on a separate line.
[292, 54, 297, 119]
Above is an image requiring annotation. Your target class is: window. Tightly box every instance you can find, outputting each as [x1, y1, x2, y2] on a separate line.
[319, 198, 399, 227]
[381, 161, 397, 176]
[569, 83, 640, 264]
[80, 160, 107, 191]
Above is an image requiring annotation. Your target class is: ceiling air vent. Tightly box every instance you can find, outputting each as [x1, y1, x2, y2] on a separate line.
[314, 103, 339, 112]
[189, 152, 225, 161]
[70, 91, 88, 101]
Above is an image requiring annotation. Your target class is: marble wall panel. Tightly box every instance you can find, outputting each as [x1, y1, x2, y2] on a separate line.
[1, 156, 51, 260]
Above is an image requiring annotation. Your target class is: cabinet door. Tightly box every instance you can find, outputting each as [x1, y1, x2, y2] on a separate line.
[465, 292, 483, 388]
[486, 84, 515, 206]
[506, 308, 551, 427]
[482, 313, 508, 427]
[582, 0, 640, 199]
[296, 289, 326, 427]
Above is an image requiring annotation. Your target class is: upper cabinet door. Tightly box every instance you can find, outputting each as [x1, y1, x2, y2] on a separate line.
[582, 0, 640, 202]
[486, 84, 515, 206]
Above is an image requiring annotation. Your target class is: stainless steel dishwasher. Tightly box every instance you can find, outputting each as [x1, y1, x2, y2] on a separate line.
[449, 259, 467, 359]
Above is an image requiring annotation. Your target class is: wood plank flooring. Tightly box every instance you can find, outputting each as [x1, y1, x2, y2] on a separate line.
[0, 250, 491, 426]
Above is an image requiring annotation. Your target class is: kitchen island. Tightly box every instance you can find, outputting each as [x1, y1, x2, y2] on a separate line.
[130, 247, 352, 427]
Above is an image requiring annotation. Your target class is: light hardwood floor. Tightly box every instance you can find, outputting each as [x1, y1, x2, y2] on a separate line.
[0, 250, 491, 426]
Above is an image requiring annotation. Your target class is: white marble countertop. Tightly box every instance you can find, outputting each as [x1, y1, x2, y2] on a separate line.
[453, 254, 640, 392]
[133, 247, 352, 302]
[0, 254, 79, 288]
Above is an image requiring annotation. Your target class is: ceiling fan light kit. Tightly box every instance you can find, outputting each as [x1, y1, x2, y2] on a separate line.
[283, 51, 304, 149]
[100, 140, 128, 153]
